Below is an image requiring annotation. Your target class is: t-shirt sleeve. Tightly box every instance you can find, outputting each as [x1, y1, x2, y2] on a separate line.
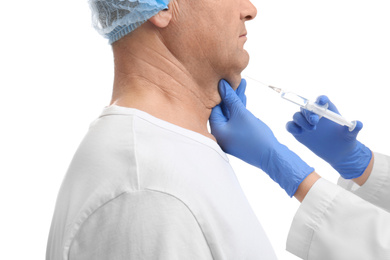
[286, 178, 390, 259]
[338, 152, 390, 212]
[69, 190, 213, 260]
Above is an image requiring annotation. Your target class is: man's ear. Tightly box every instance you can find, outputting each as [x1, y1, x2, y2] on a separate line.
[149, 9, 172, 28]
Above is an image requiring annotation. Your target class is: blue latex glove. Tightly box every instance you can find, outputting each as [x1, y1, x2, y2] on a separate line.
[286, 95, 372, 179]
[210, 79, 314, 197]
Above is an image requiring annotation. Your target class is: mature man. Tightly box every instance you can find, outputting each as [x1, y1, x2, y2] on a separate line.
[47, 0, 279, 259]
[47, 0, 390, 259]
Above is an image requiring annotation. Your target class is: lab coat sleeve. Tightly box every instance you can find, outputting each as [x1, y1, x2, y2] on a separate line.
[286, 178, 390, 260]
[68, 190, 213, 260]
[338, 152, 390, 212]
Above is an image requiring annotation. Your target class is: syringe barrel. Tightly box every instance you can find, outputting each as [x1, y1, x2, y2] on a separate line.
[305, 101, 355, 130]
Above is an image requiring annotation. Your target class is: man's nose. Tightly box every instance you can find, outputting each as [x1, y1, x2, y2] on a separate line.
[240, 0, 257, 21]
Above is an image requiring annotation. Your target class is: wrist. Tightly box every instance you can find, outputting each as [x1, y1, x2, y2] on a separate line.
[263, 143, 315, 197]
[294, 172, 321, 202]
[352, 151, 374, 186]
[332, 142, 372, 179]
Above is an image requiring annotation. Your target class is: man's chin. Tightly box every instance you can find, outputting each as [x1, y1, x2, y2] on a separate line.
[221, 52, 250, 89]
[236, 51, 250, 77]
[243, 50, 250, 69]
[223, 74, 243, 91]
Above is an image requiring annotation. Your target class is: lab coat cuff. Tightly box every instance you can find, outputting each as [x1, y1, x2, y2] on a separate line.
[286, 178, 342, 259]
[338, 152, 390, 210]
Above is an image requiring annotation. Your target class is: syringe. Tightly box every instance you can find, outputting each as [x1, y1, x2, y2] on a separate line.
[244, 76, 357, 131]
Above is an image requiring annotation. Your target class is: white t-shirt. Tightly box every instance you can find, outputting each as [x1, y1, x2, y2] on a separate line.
[47, 105, 277, 260]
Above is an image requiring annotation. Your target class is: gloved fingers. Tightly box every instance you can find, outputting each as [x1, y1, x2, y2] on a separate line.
[300, 95, 338, 125]
[220, 102, 230, 120]
[293, 111, 317, 131]
[219, 79, 245, 116]
[316, 95, 330, 106]
[235, 79, 247, 107]
[347, 120, 363, 139]
[209, 104, 228, 124]
[354, 120, 363, 132]
[300, 108, 320, 126]
[219, 80, 231, 119]
[286, 121, 303, 135]
[316, 95, 340, 114]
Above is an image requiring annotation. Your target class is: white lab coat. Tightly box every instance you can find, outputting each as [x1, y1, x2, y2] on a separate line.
[287, 152, 390, 260]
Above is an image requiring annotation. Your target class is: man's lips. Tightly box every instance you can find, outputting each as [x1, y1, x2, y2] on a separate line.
[240, 32, 247, 38]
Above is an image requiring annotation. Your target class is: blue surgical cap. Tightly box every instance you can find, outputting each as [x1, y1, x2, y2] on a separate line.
[89, 0, 170, 44]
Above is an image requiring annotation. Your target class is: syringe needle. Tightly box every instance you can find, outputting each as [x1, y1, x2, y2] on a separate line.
[244, 75, 270, 88]
[244, 75, 282, 93]
[269, 86, 282, 93]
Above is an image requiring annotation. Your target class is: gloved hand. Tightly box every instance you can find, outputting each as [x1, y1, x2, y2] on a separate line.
[286, 95, 372, 179]
[210, 79, 314, 197]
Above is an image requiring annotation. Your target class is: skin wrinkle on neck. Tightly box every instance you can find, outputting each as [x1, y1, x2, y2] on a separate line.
[148, 46, 192, 78]
[114, 35, 219, 92]
[110, 0, 256, 140]
[111, 46, 217, 139]
[115, 39, 199, 94]
[114, 51, 207, 108]
[118, 74, 184, 103]
[143, 46, 197, 90]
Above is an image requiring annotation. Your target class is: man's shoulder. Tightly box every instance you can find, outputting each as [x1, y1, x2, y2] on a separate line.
[66, 189, 214, 259]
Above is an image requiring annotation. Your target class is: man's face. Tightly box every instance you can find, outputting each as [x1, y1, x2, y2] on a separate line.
[165, 0, 257, 88]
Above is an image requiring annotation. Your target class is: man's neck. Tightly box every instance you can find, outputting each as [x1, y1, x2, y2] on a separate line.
[110, 35, 220, 141]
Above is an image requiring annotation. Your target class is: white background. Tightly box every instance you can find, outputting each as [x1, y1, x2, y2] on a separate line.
[1, 0, 389, 259]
